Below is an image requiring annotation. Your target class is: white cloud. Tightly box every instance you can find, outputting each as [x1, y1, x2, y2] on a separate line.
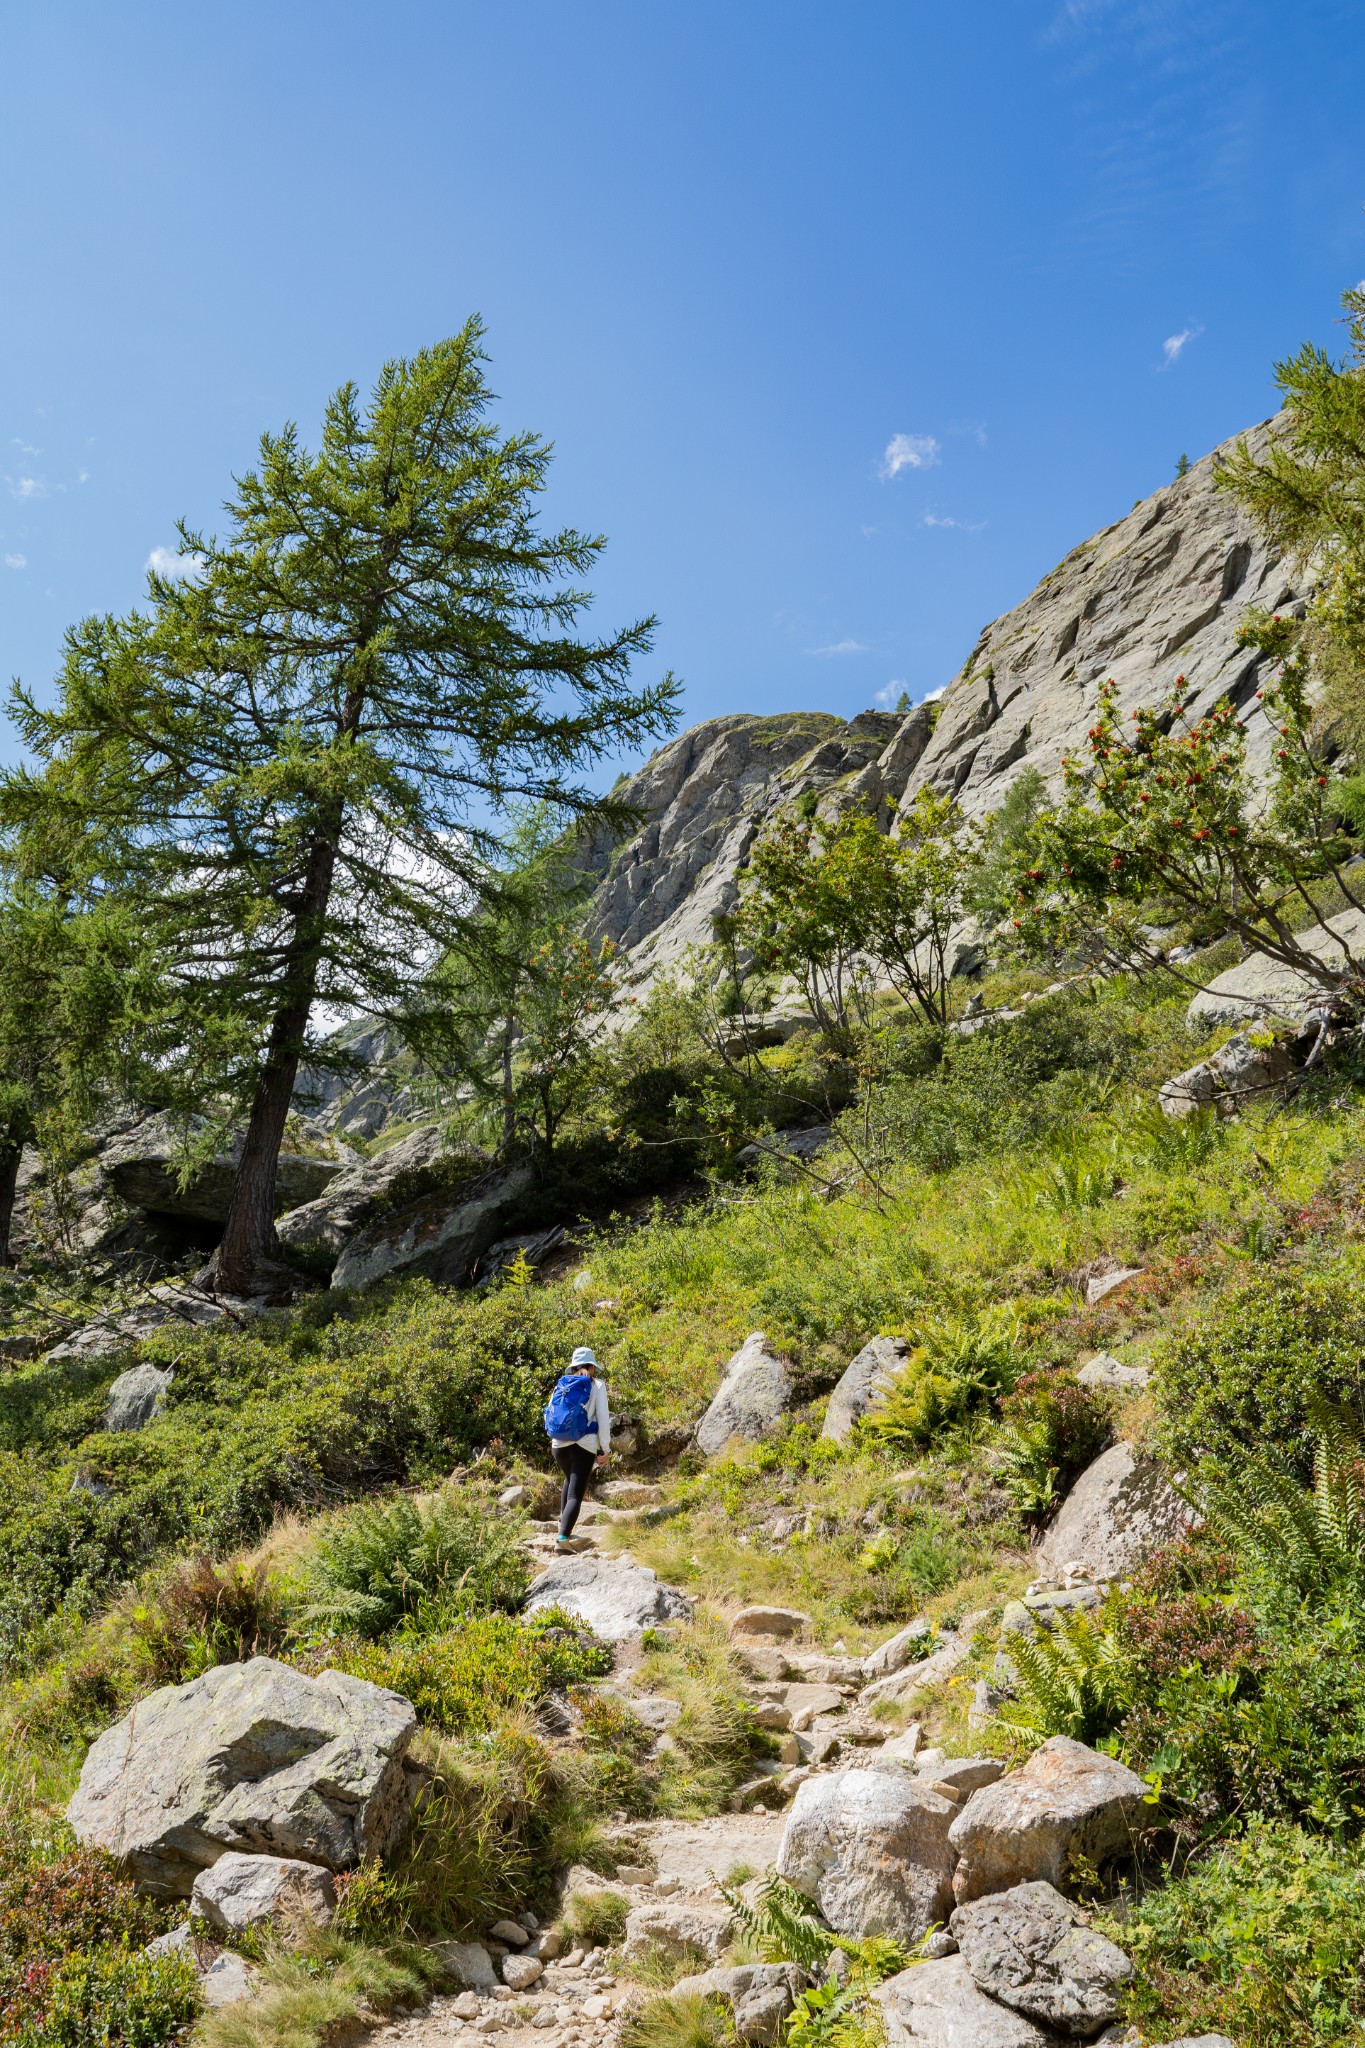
[146, 545, 204, 581]
[808, 638, 871, 657]
[3, 553, 26, 570]
[8, 475, 44, 500]
[875, 680, 909, 708]
[1160, 325, 1203, 368]
[922, 511, 986, 532]
[880, 433, 940, 480]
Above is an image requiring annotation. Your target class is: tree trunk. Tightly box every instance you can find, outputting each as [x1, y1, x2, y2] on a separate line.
[0, 1143, 20, 1268]
[212, 987, 313, 1293]
[501, 1017, 516, 1160]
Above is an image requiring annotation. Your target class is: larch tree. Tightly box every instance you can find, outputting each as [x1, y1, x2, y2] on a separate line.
[0, 324, 677, 1292]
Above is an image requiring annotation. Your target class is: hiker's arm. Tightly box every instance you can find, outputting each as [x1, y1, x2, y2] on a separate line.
[595, 1381, 612, 1461]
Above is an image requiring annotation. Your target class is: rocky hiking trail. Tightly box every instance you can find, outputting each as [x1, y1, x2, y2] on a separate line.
[62, 1327, 1212, 2047]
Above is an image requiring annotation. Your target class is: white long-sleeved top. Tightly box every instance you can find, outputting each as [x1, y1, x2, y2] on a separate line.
[551, 1375, 612, 1454]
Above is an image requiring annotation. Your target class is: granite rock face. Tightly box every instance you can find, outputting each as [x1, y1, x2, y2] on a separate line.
[582, 711, 923, 991]
[949, 1736, 1149, 1905]
[950, 1880, 1133, 2034]
[898, 419, 1304, 827]
[1038, 1444, 1194, 1582]
[330, 1161, 536, 1292]
[67, 1656, 418, 1897]
[695, 1332, 795, 1456]
[568, 419, 1302, 1011]
[776, 1766, 958, 1944]
[822, 1336, 912, 1443]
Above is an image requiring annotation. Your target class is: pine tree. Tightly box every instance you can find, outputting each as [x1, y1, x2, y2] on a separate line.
[0, 325, 677, 1291]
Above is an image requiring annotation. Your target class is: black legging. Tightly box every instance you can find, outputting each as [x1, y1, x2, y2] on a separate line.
[554, 1443, 598, 1538]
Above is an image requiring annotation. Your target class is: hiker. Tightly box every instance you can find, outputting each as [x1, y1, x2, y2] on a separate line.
[544, 1345, 612, 1550]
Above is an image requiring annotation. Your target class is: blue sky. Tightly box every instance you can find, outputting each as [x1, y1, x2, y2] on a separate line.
[2, 1, 1363, 774]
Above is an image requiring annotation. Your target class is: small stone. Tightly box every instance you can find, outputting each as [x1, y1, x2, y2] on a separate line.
[143, 1922, 194, 1957]
[503, 1954, 545, 1990]
[499, 1485, 531, 1509]
[450, 1993, 484, 2019]
[490, 1917, 531, 1947]
[439, 1942, 499, 1992]
[475, 2015, 504, 2035]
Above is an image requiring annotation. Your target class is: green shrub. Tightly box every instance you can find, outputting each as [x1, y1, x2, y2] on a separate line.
[867, 1307, 1023, 1452]
[0, 1840, 188, 2047]
[0, 1945, 199, 2047]
[0, 1285, 572, 1653]
[619, 1991, 737, 2048]
[562, 1886, 630, 1947]
[1109, 1821, 1365, 2047]
[301, 1491, 529, 1640]
[997, 1603, 1134, 1747]
[335, 1609, 611, 1733]
[996, 1372, 1110, 1525]
[1158, 1267, 1365, 1479]
[128, 1552, 285, 1684]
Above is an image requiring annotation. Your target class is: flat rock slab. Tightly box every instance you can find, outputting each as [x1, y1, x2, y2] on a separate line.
[732, 1605, 812, 1638]
[331, 1161, 537, 1291]
[777, 1766, 957, 1944]
[623, 1899, 734, 1962]
[949, 1736, 1149, 1905]
[67, 1655, 417, 1898]
[696, 1333, 794, 1456]
[615, 1814, 788, 1892]
[822, 1336, 911, 1443]
[875, 1955, 1054, 2047]
[191, 1851, 336, 1934]
[523, 1554, 692, 1641]
[1039, 1443, 1193, 1582]
[951, 1880, 1133, 2033]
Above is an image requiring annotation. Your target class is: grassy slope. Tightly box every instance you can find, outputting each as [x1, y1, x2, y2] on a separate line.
[3, 980, 1365, 2041]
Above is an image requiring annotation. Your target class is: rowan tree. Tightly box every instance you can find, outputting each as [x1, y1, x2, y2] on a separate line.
[0, 324, 677, 1291]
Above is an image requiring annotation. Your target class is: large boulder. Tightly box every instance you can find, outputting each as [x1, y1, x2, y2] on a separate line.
[948, 1737, 1149, 1905]
[950, 1881, 1133, 2035]
[102, 1112, 346, 1222]
[274, 1124, 451, 1261]
[670, 1965, 809, 2045]
[522, 1554, 692, 1641]
[775, 1767, 958, 1944]
[875, 1956, 1054, 2047]
[103, 1362, 173, 1432]
[695, 1333, 794, 1457]
[821, 1336, 911, 1443]
[1038, 1444, 1194, 1583]
[67, 1656, 418, 1898]
[331, 1161, 536, 1292]
[1159, 1031, 1298, 1118]
[1186, 904, 1365, 1030]
[191, 1851, 337, 1934]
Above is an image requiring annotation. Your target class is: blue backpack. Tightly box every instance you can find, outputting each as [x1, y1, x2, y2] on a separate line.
[544, 1373, 593, 1441]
